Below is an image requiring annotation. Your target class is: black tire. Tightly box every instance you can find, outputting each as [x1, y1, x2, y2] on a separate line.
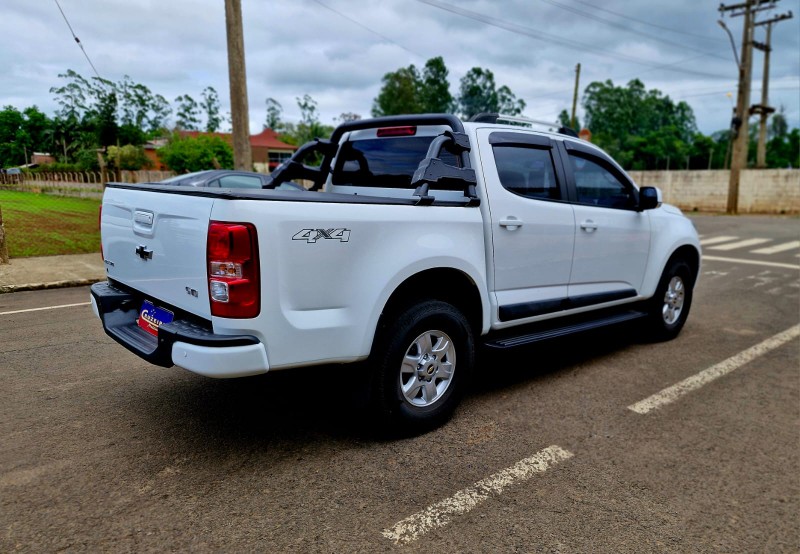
[369, 300, 475, 434]
[646, 258, 694, 342]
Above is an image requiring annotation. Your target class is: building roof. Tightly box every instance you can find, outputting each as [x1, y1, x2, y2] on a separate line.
[178, 129, 297, 151]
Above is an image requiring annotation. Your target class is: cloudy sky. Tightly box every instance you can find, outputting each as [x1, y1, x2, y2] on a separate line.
[3, 0, 799, 135]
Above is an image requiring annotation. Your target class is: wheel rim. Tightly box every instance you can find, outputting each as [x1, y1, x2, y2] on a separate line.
[662, 276, 685, 325]
[399, 330, 456, 407]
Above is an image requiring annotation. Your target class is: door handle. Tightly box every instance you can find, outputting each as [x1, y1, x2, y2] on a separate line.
[580, 219, 597, 232]
[499, 218, 523, 229]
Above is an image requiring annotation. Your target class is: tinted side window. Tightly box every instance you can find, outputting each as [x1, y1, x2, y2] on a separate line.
[493, 146, 560, 200]
[332, 136, 461, 189]
[568, 153, 634, 209]
[218, 175, 263, 189]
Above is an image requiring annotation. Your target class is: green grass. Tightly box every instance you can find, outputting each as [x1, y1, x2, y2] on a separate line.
[0, 190, 101, 257]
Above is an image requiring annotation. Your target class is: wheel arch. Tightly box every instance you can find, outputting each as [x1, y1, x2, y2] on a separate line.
[374, 267, 485, 346]
[666, 244, 701, 286]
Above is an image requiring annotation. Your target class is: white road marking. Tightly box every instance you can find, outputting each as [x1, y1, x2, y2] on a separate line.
[703, 255, 800, 270]
[708, 238, 771, 251]
[382, 445, 574, 545]
[629, 324, 800, 415]
[0, 302, 91, 316]
[699, 235, 739, 246]
[751, 240, 800, 255]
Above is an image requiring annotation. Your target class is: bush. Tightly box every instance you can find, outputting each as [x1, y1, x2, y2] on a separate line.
[158, 134, 234, 173]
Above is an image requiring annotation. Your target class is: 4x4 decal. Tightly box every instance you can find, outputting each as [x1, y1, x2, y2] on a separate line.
[292, 228, 351, 243]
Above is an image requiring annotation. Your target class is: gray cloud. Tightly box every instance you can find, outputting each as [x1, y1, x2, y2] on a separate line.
[1, 0, 797, 134]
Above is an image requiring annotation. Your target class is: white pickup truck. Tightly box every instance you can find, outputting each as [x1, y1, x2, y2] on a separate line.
[91, 113, 701, 430]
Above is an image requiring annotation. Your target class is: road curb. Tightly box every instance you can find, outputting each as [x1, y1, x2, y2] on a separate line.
[0, 278, 105, 294]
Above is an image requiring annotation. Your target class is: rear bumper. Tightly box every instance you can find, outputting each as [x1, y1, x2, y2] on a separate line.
[90, 281, 269, 378]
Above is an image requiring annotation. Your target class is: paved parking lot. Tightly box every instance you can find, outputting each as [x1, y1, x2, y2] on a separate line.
[1, 214, 798, 552]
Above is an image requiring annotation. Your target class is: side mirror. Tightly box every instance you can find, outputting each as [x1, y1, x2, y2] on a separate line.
[638, 186, 662, 211]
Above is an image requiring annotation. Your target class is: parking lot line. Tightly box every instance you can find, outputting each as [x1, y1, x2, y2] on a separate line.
[382, 445, 574, 545]
[708, 238, 771, 251]
[0, 302, 91, 316]
[699, 236, 739, 246]
[628, 324, 800, 415]
[703, 256, 800, 270]
[751, 240, 800, 255]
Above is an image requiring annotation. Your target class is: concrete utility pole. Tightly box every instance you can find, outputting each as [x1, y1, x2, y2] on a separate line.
[225, 0, 252, 170]
[752, 11, 793, 167]
[570, 63, 581, 130]
[719, 0, 784, 213]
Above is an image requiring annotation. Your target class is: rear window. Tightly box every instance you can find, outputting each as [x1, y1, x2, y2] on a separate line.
[332, 136, 461, 189]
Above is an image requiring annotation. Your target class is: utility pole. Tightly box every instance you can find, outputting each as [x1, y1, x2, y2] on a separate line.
[570, 63, 581, 130]
[719, 0, 777, 214]
[752, 11, 793, 167]
[225, 0, 252, 170]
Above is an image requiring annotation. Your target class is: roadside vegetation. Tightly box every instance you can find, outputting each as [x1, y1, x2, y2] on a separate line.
[0, 190, 100, 257]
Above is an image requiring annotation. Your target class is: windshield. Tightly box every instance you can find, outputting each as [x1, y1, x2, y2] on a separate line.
[160, 171, 213, 185]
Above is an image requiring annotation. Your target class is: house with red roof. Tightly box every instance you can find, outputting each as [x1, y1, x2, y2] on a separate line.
[144, 129, 298, 172]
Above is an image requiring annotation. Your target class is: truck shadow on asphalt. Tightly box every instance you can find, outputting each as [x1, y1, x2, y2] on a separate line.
[122, 325, 642, 454]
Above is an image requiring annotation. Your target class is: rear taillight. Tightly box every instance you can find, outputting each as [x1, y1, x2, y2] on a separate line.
[98, 205, 103, 260]
[377, 125, 417, 137]
[207, 221, 260, 318]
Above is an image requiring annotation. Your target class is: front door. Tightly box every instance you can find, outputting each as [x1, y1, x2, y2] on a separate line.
[560, 144, 650, 305]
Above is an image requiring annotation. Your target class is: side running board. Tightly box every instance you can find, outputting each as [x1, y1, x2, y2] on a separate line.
[483, 310, 648, 350]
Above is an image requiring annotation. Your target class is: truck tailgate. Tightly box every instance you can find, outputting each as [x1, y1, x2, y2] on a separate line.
[101, 186, 214, 319]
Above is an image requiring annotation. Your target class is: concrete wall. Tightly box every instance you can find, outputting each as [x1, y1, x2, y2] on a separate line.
[627, 169, 800, 214]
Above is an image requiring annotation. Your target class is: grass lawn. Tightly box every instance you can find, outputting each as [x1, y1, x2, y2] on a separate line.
[0, 190, 101, 257]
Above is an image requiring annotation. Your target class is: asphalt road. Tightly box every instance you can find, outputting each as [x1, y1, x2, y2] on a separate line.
[1, 214, 798, 552]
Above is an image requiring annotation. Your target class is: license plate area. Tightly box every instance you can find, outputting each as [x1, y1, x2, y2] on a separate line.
[137, 300, 174, 337]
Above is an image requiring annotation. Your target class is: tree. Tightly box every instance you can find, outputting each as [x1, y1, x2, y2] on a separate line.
[457, 67, 524, 119]
[336, 112, 362, 123]
[158, 133, 233, 173]
[174, 94, 201, 130]
[372, 65, 421, 117]
[419, 57, 454, 113]
[582, 79, 697, 169]
[106, 144, 151, 170]
[201, 86, 221, 132]
[265, 97, 282, 130]
[0, 106, 25, 167]
[372, 57, 457, 116]
[558, 109, 580, 131]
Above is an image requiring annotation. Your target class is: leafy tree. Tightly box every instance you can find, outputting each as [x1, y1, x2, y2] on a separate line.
[558, 109, 580, 131]
[372, 65, 421, 116]
[769, 106, 788, 140]
[419, 57, 454, 113]
[174, 94, 201, 130]
[457, 67, 524, 119]
[582, 79, 696, 169]
[265, 97, 282, 130]
[201, 86, 221, 132]
[158, 133, 233, 173]
[336, 112, 362, 123]
[147, 94, 172, 134]
[0, 106, 25, 167]
[107, 144, 151, 170]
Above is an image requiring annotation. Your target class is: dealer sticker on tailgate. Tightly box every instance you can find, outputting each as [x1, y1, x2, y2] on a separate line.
[137, 300, 174, 337]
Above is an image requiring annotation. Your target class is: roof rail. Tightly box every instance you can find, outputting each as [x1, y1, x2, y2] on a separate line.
[468, 112, 579, 138]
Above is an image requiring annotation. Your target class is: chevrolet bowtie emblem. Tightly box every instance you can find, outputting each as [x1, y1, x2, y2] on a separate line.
[135, 245, 153, 260]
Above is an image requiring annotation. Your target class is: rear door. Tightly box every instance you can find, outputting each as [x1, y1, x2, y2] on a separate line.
[477, 129, 576, 324]
[101, 186, 215, 318]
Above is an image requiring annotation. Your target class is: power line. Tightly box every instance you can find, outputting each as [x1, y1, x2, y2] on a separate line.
[538, 0, 730, 62]
[415, 0, 732, 80]
[567, 0, 728, 44]
[53, 0, 101, 79]
[310, 0, 425, 59]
